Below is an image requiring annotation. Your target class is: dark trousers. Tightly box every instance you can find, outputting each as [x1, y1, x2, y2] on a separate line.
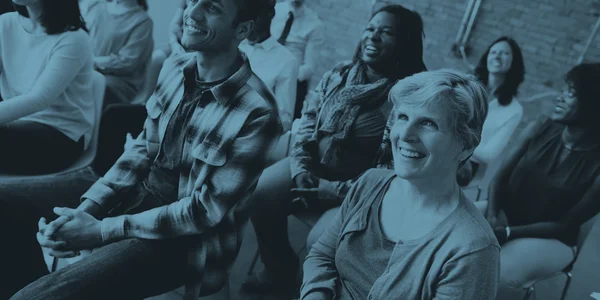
[0, 168, 191, 300]
[0, 120, 83, 175]
[93, 104, 147, 176]
[294, 80, 309, 120]
[250, 157, 336, 278]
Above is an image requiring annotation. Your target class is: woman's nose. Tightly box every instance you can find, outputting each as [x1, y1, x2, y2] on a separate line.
[398, 124, 419, 143]
[368, 30, 382, 41]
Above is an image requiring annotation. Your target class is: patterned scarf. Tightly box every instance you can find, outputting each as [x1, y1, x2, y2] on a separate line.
[317, 62, 394, 165]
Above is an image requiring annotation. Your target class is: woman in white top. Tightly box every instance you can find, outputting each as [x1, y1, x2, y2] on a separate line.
[458, 36, 525, 187]
[79, 0, 153, 106]
[0, 0, 94, 175]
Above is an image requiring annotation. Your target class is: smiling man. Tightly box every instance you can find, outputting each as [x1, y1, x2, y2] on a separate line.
[2, 0, 282, 299]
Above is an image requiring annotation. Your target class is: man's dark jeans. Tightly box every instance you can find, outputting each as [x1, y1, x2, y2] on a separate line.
[0, 167, 192, 300]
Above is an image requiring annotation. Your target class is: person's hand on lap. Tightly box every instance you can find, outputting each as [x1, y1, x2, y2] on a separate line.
[37, 216, 79, 258]
[46, 207, 105, 251]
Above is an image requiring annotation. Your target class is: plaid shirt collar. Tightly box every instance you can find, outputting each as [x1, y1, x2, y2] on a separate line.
[178, 52, 253, 107]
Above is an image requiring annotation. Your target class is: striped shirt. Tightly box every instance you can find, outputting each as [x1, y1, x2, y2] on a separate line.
[81, 52, 282, 297]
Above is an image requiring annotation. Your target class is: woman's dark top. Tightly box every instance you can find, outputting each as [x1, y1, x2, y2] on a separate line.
[503, 119, 600, 245]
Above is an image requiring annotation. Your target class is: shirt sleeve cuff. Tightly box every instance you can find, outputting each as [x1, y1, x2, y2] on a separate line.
[81, 181, 118, 208]
[290, 165, 308, 181]
[100, 215, 128, 243]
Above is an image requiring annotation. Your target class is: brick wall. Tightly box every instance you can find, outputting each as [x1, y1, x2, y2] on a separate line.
[304, 0, 600, 126]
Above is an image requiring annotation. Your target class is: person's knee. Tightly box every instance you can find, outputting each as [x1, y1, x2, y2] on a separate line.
[249, 160, 293, 217]
[499, 271, 527, 290]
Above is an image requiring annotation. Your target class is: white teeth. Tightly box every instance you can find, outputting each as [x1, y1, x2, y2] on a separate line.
[185, 22, 206, 33]
[366, 45, 378, 52]
[400, 148, 425, 158]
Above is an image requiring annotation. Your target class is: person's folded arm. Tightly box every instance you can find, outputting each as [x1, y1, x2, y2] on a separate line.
[289, 84, 322, 180]
[298, 26, 324, 82]
[168, 0, 186, 53]
[0, 37, 91, 124]
[94, 19, 154, 75]
[487, 120, 543, 217]
[98, 109, 281, 241]
[508, 174, 600, 242]
[471, 111, 523, 165]
[434, 245, 500, 300]
[275, 57, 299, 131]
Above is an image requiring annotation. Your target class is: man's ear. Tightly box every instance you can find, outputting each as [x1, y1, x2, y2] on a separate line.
[236, 20, 255, 40]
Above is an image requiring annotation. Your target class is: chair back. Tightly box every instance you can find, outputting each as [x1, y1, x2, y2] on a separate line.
[0, 71, 105, 179]
[63, 71, 105, 173]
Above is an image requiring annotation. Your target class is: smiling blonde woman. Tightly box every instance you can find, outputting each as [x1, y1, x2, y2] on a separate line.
[301, 69, 500, 300]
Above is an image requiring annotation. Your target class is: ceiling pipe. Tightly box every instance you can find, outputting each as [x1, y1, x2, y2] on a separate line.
[456, 0, 476, 45]
[454, 0, 483, 70]
[460, 0, 483, 46]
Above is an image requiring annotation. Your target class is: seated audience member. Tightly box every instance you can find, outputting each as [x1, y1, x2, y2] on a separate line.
[0, 0, 282, 299]
[479, 62, 600, 300]
[457, 36, 525, 186]
[79, 0, 154, 106]
[301, 69, 499, 300]
[241, 4, 427, 295]
[169, 0, 298, 129]
[271, 0, 325, 119]
[239, 0, 298, 131]
[0, 0, 94, 175]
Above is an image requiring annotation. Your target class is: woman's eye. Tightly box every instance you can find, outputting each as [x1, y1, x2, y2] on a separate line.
[422, 120, 438, 128]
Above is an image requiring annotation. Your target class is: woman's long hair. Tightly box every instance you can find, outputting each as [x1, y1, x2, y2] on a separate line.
[474, 36, 525, 106]
[564, 63, 600, 130]
[13, 0, 86, 34]
[353, 4, 427, 81]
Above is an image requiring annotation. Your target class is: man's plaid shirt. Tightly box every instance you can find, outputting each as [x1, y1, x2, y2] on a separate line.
[81, 52, 282, 297]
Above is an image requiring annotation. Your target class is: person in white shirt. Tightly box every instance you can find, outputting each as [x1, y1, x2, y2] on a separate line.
[239, 0, 298, 131]
[458, 36, 525, 187]
[0, 0, 94, 175]
[271, 0, 324, 119]
[80, 0, 154, 106]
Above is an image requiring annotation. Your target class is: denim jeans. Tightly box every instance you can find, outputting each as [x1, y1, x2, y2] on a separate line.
[249, 157, 338, 278]
[0, 167, 193, 300]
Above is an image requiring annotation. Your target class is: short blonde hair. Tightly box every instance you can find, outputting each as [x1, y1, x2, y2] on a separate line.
[388, 69, 489, 151]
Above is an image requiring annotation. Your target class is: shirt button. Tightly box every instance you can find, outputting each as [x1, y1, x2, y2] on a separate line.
[368, 295, 374, 300]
